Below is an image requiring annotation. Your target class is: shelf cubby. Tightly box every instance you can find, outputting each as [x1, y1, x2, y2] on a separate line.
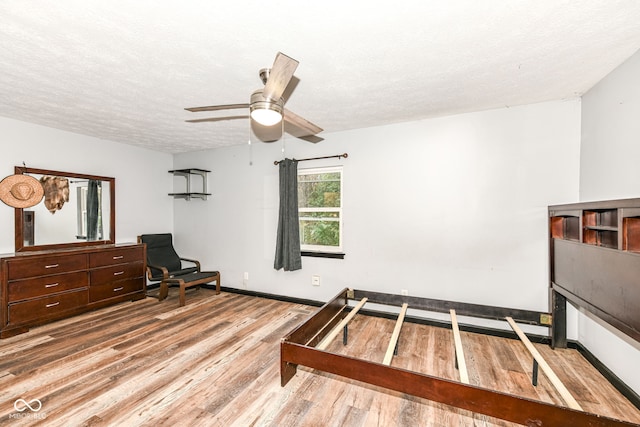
[550, 215, 580, 241]
[583, 209, 618, 249]
[623, 217, 640, 253]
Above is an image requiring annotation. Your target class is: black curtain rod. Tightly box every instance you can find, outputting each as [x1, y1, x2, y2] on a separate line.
[273, 153, 348, 165]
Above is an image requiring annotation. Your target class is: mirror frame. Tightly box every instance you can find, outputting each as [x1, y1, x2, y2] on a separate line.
[14, 166, 116, 252]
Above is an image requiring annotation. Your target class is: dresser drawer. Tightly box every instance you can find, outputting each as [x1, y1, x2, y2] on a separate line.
[7, 254, 87, 280]
[8, 289, 88, 325]
[89, 278, 143, 302]
[8, 271, 89, 302]
[90, 263, 144, 286]
[89, 247, 144, 268]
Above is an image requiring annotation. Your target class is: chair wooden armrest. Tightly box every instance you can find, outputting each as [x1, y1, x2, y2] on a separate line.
[179, 257, 201, 271]
[146, 263, 170, 281]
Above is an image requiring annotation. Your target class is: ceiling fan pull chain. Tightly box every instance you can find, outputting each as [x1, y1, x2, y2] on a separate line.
[248, 127, 253, 166]
[281, 118, 286, 155]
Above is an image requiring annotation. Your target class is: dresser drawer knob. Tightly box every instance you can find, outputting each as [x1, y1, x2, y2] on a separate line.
[112, 255, 124, 260]
[45, 283, 60, 288]
[113, 271, 125, 276]
[45, 264, 59, 269]
[46, 302, 60, 308]
[114, 287, 124, 292]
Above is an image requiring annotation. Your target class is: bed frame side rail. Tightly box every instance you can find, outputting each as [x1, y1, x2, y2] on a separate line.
[352, 288, 551, 326]
[280, 342, 635, 427]
[281, 287, 349, 385]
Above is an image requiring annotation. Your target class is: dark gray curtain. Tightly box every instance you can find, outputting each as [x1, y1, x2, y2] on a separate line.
[86, 180, 99, 240]
[274, 159, 302, 271]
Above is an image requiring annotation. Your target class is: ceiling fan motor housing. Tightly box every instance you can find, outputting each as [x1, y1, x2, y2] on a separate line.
[250, 89, 284, 126]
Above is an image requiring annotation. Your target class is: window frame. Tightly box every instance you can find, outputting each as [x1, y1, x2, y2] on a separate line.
[75, 183, 104, 241]
[298, 165, 344, 255]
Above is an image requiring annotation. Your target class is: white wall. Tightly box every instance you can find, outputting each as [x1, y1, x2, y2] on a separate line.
[0, 117, 174, 254]
[174, 100, 581, 332]
[580, 49, 640, 393]
[581, 50, 640, 201]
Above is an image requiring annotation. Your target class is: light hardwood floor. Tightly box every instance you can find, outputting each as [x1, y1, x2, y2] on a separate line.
[0, 289, 638, 426]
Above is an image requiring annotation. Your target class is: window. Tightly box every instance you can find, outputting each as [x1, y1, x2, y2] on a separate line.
[76, 183, 103, 240]
[298, 166, 343, 254]
[76, 185, 88, 238]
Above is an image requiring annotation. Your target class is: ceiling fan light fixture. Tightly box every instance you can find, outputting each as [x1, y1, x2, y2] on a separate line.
[250, 90, 283, 126]
[250, 106, 282, 126]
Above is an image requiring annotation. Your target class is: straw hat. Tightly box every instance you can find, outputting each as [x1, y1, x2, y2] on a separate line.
[0, 174, 45, 208]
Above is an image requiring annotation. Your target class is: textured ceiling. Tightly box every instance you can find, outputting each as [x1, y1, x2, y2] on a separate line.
[1, 1, 639, 154]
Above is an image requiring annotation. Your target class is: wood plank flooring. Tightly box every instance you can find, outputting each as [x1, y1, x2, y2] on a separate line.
[0, 289, 638, 426]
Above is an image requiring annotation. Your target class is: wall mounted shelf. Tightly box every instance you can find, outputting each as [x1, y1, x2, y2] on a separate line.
[168, 168, 211, 200]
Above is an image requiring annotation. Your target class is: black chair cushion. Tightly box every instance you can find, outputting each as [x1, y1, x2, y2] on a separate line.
[140, 233, 190, 281]
[167, 271, 218, 284]
[168, 267, 198, 278]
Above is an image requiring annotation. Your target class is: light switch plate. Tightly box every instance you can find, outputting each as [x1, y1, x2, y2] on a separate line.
[312, 275, 320, 286]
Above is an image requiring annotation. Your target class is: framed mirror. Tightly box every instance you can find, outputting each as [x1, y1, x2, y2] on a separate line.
[14, 166, 115, 252]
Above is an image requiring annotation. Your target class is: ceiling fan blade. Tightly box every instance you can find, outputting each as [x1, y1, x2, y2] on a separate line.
[262, 52, 299, 102]
[185, 103, 249, 112]
[185, 115, 248, 123]
[283, 120, 324, 143]
[283, 108, 323, 137]
[299, 135, 324, 144]
[285, 132, 324, 144]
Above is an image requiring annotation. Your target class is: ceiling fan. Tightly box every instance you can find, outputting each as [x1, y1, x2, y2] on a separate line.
[185, 52, 323, 142]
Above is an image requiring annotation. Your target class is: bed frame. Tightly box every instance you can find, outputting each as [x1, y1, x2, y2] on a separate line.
[280, 288, 639, 427]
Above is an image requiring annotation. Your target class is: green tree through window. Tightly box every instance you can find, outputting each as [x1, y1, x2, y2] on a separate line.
[298, 167, 343, 252]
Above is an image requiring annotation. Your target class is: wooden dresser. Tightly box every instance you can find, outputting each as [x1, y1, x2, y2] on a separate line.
[0, 243, 146, 338]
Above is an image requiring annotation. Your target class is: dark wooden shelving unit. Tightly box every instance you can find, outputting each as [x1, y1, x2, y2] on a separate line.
[549, 198, 640, 348]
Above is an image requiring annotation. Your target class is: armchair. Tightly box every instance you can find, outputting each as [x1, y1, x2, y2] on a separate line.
[138, 233, 220, 307]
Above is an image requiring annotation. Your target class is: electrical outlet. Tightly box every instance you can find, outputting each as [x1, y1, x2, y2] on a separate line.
[539, 313, 552, 325]
[312, 275, 320, 286]
[401, 289, 409, 296]
[243, 272, 249, 288]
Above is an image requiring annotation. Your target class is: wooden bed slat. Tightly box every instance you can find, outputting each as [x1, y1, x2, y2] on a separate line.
[382, 303, 408, 365]
[450, 309, 469, 384]
[506, 316, 583, 411]
[316, 297, 368, 350]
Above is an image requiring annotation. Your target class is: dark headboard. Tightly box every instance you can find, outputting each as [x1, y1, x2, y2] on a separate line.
[549, 198, 640, 346]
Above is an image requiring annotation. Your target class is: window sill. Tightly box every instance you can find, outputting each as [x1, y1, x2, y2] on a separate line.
[301, 251, 345, 259]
